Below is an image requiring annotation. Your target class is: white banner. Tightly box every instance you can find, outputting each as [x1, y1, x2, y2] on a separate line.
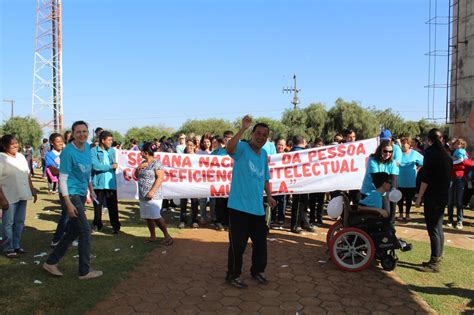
[116, 138, 378, 200]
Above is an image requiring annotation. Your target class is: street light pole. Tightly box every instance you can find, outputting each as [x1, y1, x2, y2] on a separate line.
[2, 99, 15, 118]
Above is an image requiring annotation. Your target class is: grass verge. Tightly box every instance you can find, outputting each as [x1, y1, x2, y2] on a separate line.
[0, 177, 178, 314]
[395, 239, 474, 314]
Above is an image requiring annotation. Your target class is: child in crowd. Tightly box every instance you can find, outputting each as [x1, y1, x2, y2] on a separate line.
[358, 172, 391, 218]
[452, 138, 468, 164]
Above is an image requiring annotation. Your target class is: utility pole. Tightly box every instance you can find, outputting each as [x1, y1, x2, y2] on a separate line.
[2, 99, 15, 118]
[282, 74, 301, 109]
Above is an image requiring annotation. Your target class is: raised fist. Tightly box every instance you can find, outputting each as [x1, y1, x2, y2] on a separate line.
[242, 115, 252, 130]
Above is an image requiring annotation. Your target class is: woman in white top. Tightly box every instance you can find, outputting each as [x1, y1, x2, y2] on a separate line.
[0, 135, 37, 258]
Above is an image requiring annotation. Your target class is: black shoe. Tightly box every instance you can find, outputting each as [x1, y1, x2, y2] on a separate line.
[422, 257, 442, 267]
[226, 276, 248, 289]
[112, 230, 119, 235]
[398, 239, 412, 252]
[305, 225, 315, 233]
[291, 228, 302, 234]
[252, 273, 268, 285]
[422, 262, 440, 273]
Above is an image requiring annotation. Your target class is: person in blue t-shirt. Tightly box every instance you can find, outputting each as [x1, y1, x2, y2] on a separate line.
[360, 140, 398, 214]
[91, 130, 120, 233]
[43, 121, 103, 280]
[359, 172, 392, 218]
[225, 115, 277, 289]
[398, 137, 424, 221]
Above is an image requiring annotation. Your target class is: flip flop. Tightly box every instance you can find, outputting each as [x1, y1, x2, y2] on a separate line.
[164, 237, 174, 246]
[5, 252, 19, 259]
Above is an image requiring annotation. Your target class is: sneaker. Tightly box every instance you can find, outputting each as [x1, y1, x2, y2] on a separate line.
[446, 222, 453, 228]
[226, 276, 248, 289]
[456, 222, 463, 230]
[192, 222, 199, 229]
[316, 220, 323, 227]
[305, 225, 315, 233]
[78, 270, 103, 280]
[72, 240, 79, 247]
[252, 272, 269, 285]
[15, 248, 27, 255]
[43, 262, 63, 276]
[216, 223, 225, 231]
[277, 220, 285, 226]
[291, 227, 302, 234]
[178, 222, 185, 229]
[399, 240, 412, 252]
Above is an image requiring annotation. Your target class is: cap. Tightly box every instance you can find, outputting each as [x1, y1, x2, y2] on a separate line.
[379, 129, 392, 140]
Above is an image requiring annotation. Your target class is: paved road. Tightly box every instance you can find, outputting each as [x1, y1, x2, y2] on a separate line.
[89, 226, 435, 314]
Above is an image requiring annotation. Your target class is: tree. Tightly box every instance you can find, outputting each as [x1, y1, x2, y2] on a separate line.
[372, 108, 405, 135]
[1, 116, 42, 150]
[178, 118, 235, 137]
[108, 130, 125, 144]
[281, 108, 309, 139]
[304, 103, 327, 141]
[233, 116, 289, 140]
[325, 98, 379, 142]
[125, 125, 174, 147]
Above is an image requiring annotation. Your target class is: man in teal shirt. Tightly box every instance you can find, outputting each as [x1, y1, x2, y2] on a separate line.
[225, 115, 277, 289]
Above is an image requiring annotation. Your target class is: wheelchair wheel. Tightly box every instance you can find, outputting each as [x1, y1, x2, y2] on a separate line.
[326, 219, 343, 247]
[329, 227, 375, 272]
[380, 251, 398, 271]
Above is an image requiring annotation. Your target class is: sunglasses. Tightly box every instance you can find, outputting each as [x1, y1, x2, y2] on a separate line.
[383, 150, 393, 154]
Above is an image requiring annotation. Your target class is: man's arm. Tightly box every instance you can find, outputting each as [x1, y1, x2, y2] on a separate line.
[226, 115, 252, 155]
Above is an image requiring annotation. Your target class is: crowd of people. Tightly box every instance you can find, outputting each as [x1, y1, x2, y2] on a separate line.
[0, 118, 473, 283]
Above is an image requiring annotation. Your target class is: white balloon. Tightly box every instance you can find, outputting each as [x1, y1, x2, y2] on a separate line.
[389, 189, 402, 203]
[172, 198, 182, 206]
[327, 196, 344, 219]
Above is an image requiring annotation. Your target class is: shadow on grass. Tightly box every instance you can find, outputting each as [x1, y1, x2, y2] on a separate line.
[407, 283, 474, 314]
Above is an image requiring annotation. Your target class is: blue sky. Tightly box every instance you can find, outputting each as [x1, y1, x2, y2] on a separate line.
[1, 0, 450, 134]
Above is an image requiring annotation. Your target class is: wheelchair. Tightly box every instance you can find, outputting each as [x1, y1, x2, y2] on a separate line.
[327, 192, 411, 272]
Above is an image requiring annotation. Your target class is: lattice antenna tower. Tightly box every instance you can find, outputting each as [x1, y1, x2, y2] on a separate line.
[425, 0, 450, 122]
[32, 0, 63, 132]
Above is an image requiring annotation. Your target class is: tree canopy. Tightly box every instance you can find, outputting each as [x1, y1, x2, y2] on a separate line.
[1, 116, 42, 149]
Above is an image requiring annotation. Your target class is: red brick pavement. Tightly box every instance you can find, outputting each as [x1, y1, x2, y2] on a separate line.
[89, 226, 435, 314]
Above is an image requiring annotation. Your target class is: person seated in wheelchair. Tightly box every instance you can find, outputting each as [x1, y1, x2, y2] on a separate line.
[358, 172, 391, 219]
[357, 172, 411, 252]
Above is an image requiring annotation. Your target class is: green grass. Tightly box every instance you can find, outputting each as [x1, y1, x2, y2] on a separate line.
[395, 239, 474, 314]
[0, 176, 178, 315]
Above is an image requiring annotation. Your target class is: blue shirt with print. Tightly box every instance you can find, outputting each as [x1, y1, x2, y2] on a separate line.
[359, 190, 384, 208]
[399, 150, 424, 188]
[228, 141, 270, 216]
[360, 156, 397, 195]
[60, 143, 92, 196]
